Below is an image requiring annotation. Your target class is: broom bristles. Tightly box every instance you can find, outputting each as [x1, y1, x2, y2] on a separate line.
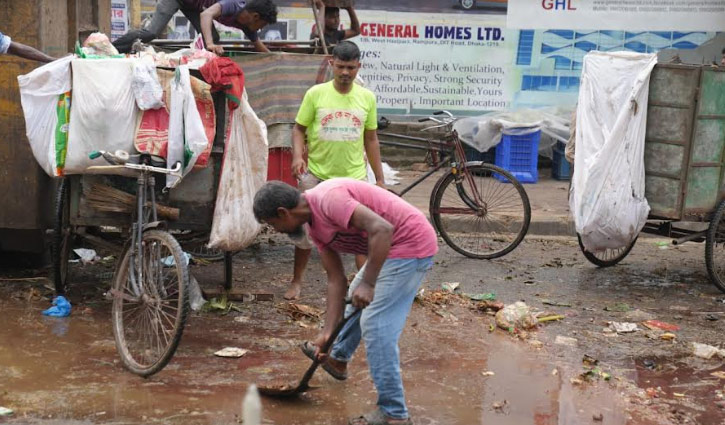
[86, 184, 180, 221]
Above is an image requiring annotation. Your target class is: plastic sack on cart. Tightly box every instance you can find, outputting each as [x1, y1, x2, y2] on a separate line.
[453, 108, 570, 157]
[65, 58, 138, 174]
[208, 90, 268, 251]
[17, 55, 73, 177]
[132, 59, 164, 110]
[570, 51, 657, 252]
[166, 66, 209, 188]
[135, 69, 215, 168]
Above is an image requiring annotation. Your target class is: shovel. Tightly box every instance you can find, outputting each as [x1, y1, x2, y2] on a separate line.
[258, 306, 359, 397]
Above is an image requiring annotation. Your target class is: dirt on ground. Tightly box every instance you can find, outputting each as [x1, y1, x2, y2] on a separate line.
[1, 234, 724, 424]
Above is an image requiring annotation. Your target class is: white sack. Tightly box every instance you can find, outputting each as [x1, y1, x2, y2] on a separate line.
[166, 65, 208, 188]
[208, 91, 269, 251]
[65, 59, 138, 174]
[17, 55, 74, 177]
[570, 51, 657, 252]
[132, 59, 164, 110]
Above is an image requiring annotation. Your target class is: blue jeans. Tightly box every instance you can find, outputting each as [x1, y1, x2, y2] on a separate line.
[331, 256, 434, 420]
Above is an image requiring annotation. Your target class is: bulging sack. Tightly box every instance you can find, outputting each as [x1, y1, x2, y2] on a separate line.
[65, 58, 138, 174]
[208, 90, 268, 251]
[17, 55, 73, 177]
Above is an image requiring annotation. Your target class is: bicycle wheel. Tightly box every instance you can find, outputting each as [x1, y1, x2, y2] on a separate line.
[112, 229, 189, 376]
[706, 200, 725, 293]
[577, 233, 636, 268]
[430, 164, 531, 259]
[52, 178, 72, 294]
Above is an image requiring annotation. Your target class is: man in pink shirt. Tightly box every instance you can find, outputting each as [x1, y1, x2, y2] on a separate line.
[253, 178, 437, 425]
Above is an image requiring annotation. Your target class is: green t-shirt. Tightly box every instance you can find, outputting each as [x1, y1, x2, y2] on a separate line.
[295, 81, 378, 181]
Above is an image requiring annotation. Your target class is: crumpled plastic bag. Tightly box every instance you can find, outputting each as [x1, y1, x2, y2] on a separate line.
[82, 32, 119, 56]
[495, 301, 537, 330]
[42, 296, 72, 317]
[132, 60, 164, 110]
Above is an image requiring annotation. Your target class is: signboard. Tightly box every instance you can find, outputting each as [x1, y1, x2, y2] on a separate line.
[111, 1, 129, 41]
[507, 0, 725, 31]
[280, 8, 517, 115]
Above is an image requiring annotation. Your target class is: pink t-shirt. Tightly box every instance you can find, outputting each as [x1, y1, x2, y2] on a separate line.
[304, 179, 438, 259]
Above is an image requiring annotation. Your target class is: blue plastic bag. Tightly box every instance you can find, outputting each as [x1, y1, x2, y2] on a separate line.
[42, 295, 72, 317]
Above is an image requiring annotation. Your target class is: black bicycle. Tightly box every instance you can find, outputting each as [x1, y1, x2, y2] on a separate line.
[379, 111, 531, 259]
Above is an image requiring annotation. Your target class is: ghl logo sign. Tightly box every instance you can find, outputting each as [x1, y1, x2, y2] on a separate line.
[542, 0, 577, 10]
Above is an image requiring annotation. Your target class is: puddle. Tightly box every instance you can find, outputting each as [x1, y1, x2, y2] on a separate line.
[0, 289, 641, 425]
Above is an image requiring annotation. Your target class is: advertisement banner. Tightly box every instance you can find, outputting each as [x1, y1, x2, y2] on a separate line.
[110, 1, 129, 41]
[280, 8, 517, 115]
[507, 0, 725, 31]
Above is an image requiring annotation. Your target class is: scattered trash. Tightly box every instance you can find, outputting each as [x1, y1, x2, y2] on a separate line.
[473, 300, 504, 313]
[42, 296, 72, 317]
[214, 347, 249, 358]
[692, 342, 725, 359]
[537, 314, 565, 323]
[441, 282, 460, 292]
[491, 400, 508, 413]
[583, 354, 599, 367]
[655, 241, 669, 249]
[466, 293, 496, 301]
[593, 413, 604, 422]
[161, 252, 192, 267]
[609, 321, 638, 333]
[704, 314, 720, 321]
[495, 301, 537, 331]
[645, 387, 660, 398]
[529, 340, 543, 349]
[73, 248, 99, 264]
[624, 309, 655, 322]
[201, 295, 242, 315]
[234, 316, 252, 324]
[481, 371, 495, 377]
[188, 274, 206, 312]
[276, 302, 322, 322]
[673, 392, 686, 398]
[661, 333, 677, 341]
[580, 368, 611, 382]
[541, 299, 571, 307]
[604, 303, 630, 312]
[555, 335, 578, 347]
[0, 407, 13, 416]
[642, 320, 680, 332]
[643, 359, 656, 370]
[711, 371, 725, 379]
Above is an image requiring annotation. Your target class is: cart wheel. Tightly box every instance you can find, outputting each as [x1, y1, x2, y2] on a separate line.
[577, 233, 636, 267]
[459, 0, 476, 9]
[430, 164, 531, 259]
[52, 178, 73, 294]
[705, 200, 725, 293]
[112, 230, 189, 377]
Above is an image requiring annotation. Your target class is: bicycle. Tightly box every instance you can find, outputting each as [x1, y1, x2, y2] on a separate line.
[87, 149, 190, 376]
[379, 111, 531, 259]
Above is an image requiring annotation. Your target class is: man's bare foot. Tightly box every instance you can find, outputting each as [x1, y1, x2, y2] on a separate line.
[283, 282, 302, 300]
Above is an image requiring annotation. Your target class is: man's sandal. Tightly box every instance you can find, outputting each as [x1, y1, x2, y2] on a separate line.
[300, 341, 348, 380]
[348, 409, 413, 425]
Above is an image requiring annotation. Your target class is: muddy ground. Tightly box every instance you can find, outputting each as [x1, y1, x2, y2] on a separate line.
[1, 234, 724, 425]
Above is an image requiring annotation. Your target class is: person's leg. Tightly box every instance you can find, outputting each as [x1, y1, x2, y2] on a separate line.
[360, 257, 434, 420]
[284, 172, 322, 299]
[113, 0, 181, 52]
[328, 265, 367, 363]
[285, 246, 311, 300]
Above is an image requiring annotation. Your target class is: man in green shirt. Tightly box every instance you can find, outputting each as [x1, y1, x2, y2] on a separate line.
[285, 40, 384, 300]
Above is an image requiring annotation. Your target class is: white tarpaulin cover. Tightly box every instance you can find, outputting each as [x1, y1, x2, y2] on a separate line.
[570, 51, 657, 252]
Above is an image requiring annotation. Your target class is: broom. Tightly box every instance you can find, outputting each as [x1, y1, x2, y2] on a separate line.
[85, 183, 180, 221]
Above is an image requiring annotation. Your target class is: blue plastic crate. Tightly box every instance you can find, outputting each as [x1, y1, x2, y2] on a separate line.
[463, 145, 495, 164]
[494, 129, 541, 184]
[552, 141, 571, 181]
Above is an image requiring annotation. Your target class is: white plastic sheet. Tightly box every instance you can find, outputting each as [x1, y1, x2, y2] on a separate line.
[65, 58, 138, 174]
[166, 66, 209, 188]
[132, 59, 164, 110]
[17, 55, 73, 177]
[570, 51, 657, 252]
[208, 90, 269, 251]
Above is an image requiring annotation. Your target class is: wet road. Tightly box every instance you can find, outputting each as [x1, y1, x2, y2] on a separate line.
[1, 236, 724, 424]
